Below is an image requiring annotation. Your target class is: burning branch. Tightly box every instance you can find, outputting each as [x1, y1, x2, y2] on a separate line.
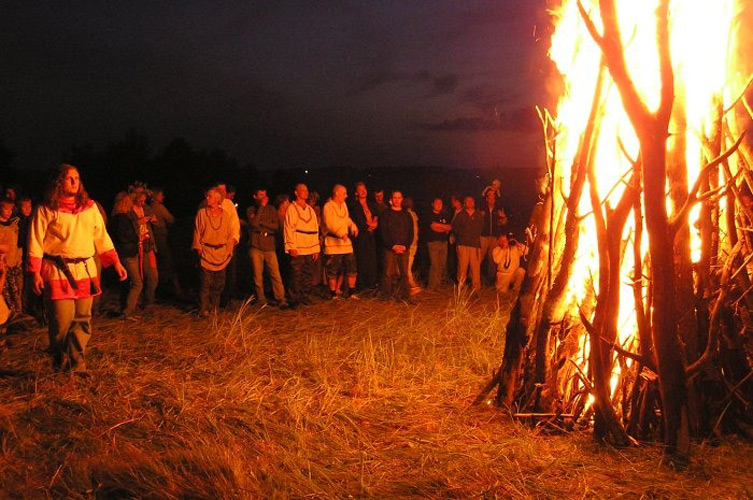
[669, 132, 748, 235]
[686, 241, 743, 379]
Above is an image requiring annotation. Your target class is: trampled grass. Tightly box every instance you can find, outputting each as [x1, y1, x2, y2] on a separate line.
[1, 288, 752, 499]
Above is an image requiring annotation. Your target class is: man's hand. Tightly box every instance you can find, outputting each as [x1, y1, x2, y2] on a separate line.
[351, 226, 359, 238]
[312, 252, 320, 262]
[114, 262, 128, 281]
[32, 272, 44, 295]
[289, 249, 299, 257]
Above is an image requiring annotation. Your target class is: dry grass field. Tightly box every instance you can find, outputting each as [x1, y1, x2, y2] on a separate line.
[1, 288, 752, 499]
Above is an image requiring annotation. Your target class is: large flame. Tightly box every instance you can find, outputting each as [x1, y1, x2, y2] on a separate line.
[546, 0, 744, 402]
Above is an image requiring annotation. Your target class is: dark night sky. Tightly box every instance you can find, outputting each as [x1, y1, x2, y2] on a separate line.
[2, 1, 553, 171]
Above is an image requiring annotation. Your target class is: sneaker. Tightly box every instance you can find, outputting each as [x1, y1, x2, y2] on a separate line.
[123, 314, 140, 322]
[278, 302, 290, 310]
[347, 292, 360, 300]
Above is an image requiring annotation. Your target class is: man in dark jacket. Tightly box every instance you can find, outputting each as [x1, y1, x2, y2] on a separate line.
[379, 190, 414, 300]
[452, 195, 484, 292]
[349, 182, 379, 290]
[248, 188, 288, 308]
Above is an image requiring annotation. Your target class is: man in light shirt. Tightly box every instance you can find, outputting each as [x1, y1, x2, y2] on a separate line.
[322, 184, 359, 299]
[284, 183, 321, 306]
[492, 233, 526, 295]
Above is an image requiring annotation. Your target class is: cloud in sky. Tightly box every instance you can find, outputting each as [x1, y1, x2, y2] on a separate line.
[413, 107, 539, 134]
[0, 0, 551, 170]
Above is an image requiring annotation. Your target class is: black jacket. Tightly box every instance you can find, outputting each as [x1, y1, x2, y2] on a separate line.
[380, 208, 414, 250]
[110, 212, 139, 258]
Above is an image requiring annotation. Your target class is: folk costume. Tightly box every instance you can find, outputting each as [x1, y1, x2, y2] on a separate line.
[0, 215, 23, 314]
[27, 198, 120, 370]
[193, 206, 234, 315]
[284, 201, 320, 305]
[322, 199, 358, 284]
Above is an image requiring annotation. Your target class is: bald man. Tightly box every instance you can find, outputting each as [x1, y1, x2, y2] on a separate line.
[322, 184, 359, 298]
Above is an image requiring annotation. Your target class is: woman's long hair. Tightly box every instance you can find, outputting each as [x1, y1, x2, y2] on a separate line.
[111, 191, 133, 216]
[45, 163, 89, 210]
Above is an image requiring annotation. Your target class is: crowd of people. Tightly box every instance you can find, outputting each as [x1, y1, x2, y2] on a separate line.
[0, 164, 530, 371]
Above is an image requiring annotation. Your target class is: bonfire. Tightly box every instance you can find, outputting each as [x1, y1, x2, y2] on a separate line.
[488, 0, 753, 466]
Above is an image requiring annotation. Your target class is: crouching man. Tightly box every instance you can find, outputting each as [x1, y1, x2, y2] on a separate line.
[492, 233, 526, 296]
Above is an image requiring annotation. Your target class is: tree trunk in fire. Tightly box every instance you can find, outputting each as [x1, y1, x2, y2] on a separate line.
[642, 137, 691, 463]
[666, 89, 703, 436]
[592, 0, 691, 463]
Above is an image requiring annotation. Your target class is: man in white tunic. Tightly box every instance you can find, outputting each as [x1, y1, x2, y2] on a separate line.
[322, 184, 359, 299]
[284, 183, 320, 306]
[28, 164, 127, 371]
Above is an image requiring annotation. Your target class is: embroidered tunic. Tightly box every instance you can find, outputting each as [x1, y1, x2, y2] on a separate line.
[0, 217, 21, 267]
[27, 200, 120, 300]
[322, 200, 357, 255]
[192, 208, 234, 271]
[284, 202, 320, 255]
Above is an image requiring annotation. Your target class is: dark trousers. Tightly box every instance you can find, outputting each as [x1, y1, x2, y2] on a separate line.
[220, 252, 238, 306]
[427, 240, 448, 289]
[155, 231, 182, 296]
[448, 242, 458, 284]
[381, 250, 410, 299]
[289, 254, 316, 304]
[200, 268, 226, 313]
[354, 231, 378, 289]
[123, 254, 159, 316]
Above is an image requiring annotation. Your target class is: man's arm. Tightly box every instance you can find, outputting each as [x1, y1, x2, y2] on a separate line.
[261, 205, 280, 232]
[192, 212, 203, 254]
[405, 212, 415, 248]
[91, 204, 121, 270]
[283, 205, 298, 255]
[162, 205, 176, 226]
[380, 212, 393, 249]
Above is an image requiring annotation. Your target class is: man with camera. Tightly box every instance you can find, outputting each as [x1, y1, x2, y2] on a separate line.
[492, 233, 527, 296]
